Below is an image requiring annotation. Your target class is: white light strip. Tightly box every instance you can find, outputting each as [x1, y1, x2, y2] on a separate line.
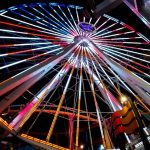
[58, 6, 78, 35]
[104, 52, 150, 78]
[94, 16, 101, 26]
[0, 14, 72, 40]
[0, 44, 58, 57]
[91, 22, 117, 38]
[67, 7, 80, 34]
[100, 45, 150, 63]
[0, 47, 62, 70]
[96, 43, 150, 57]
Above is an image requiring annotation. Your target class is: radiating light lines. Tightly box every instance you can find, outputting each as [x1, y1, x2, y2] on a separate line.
[0, 2, 150, 149]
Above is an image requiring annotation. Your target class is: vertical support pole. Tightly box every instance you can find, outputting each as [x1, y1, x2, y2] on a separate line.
[128, 98, 150, 149]
[75, 48, 83, 149]
[46, 66, 75, 142]
[83, 57, 106, 148]
[46, 47, 81, 142]
[69, 114, 74, 150]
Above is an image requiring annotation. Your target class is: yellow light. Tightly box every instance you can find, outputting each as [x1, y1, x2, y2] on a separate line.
[121, 96, 128, 104]
[80, 144, 84, 149]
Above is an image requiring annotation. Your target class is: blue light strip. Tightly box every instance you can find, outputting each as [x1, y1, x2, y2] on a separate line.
[37, 5, 70, 35]
[58, 5, 78, 35]
[48, 5, 75, 35]
[31, 6, 69, 35]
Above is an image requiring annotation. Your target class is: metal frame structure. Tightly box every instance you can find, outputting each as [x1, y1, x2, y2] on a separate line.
[0, 2, 149, 149]
[123, 0, 150, 28]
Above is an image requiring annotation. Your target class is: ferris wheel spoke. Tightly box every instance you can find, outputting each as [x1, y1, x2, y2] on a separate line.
[90, 22, 117, 38]
[82, 79, 94, 150]
[10, 60, 72, 130]
[0, 14, 71, 40]
[87, 49, 123, 98]
[48, 5, 77, 36]
[90, 42, 150, 106]
[0, 28, 56, 39]
[31, 6, 74, 37]
[46, 49, 81, 142]
[0, 21, 64, 39]
[93, 18, 110, 33]
[0, 42, 52, 48]
[75, 48, 83, 148]
[97, 45, 150, 64]
[89, 17, 92, 24]
[89, 19, 104, 38]
[0, 44, 59, 57]
[82, 59, 111, 107]
[92, 36, 142, 42]
[0, 42, 80, 96]
[84, 50, 122, 111]
[58, 6, 78, 35]
[0, 21, 72, 45]
[93, 45, 150, 110]
[95, 42, 150, 52]
[104, 52, 150, 78]
[97, 44, 149, 102]
[75, 7, 80, 24]
[98, 30, 135, 39]
[9, 7, 70, 37]
[94, 27, 125, 37]
[97, 43, 150, 58]
[87, 64, 121, 112]
[7, 10, 61, 35]
[67, 7, 80, 34]
[93, 39, 148, 45]
[94, 44, 150, 70]
[103, 47, 150, 63]
[94, 16, 101, 26]
[83, 57, 107, 147]
[0, 47, 63, 70]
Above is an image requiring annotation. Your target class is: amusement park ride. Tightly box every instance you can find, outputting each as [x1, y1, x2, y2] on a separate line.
[0, 0, 149, 149]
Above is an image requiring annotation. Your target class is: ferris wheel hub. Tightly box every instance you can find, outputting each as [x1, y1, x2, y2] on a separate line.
[74, 36, 90, 47]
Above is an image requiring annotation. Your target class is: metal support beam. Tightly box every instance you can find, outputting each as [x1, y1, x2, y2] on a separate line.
[123, 0, 150, 28]
[90, 41, 150, 106]
[46, 66, 75, 142]
[83, 63, 121, 111]
[68, 114, 74, 150]
[10, 63, 71, 130]
[94, 0, 122, 18]
[19, 134, 69, 150]
[0, 72, 44, 113]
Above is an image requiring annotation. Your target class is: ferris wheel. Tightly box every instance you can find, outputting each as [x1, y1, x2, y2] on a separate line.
[0, 2, 149, 150]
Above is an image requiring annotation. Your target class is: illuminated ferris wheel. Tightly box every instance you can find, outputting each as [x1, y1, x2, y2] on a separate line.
[0, 2, 149, 150]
